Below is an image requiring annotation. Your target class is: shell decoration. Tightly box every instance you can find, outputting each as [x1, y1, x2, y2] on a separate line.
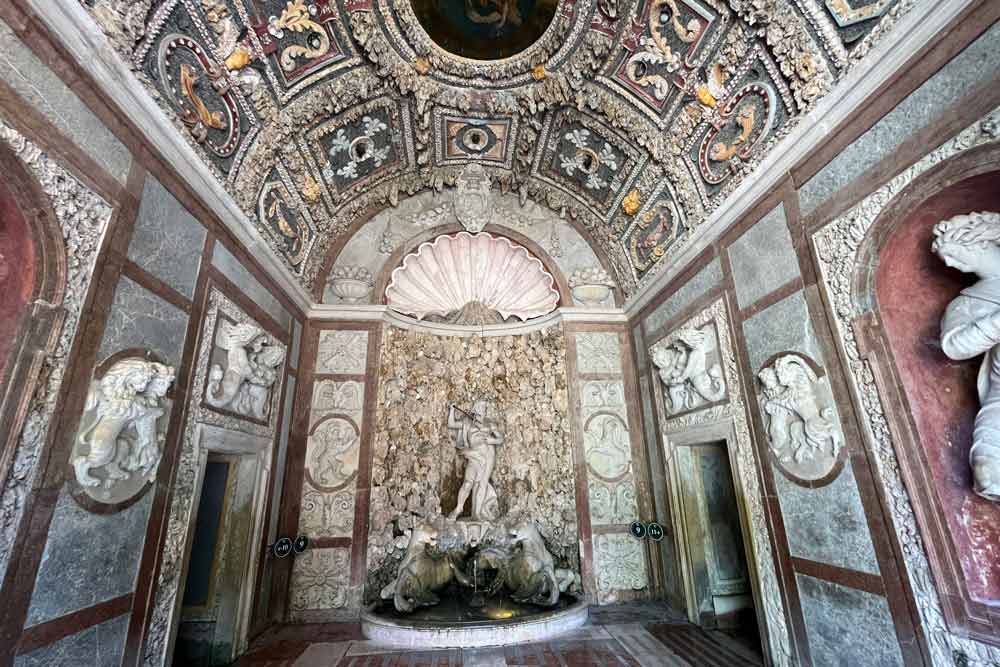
[385, 232, 560, 322]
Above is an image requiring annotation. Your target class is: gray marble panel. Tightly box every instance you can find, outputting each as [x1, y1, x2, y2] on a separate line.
[799, 20, 1000, 216]
[211, 243, 291, 331]
[0, 22, 131, 184]
[127, 176, 206, 298]
[632, 324, 646, 369]
[741, 289, 822, 373]
[97, 275, 188, 366]
[797, 574, 904, 667]
[290, 319, 302, 371]
[26, 490, 151, 626]
[15, 613, 128, 667]
[269, 374, 296, 543]
[728, 204, 800, 309]
[643, 259, 722, 336]
[773, 463, 880, 574]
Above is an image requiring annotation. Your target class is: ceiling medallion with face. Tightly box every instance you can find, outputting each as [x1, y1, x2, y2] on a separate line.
[410, 0, 559, 60]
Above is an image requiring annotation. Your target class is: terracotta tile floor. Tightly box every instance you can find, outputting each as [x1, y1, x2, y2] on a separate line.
[232, 603, 763, 667]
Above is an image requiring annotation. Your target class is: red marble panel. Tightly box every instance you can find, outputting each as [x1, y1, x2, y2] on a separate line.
[0, 176, 36, 387]
[876, 172, 1000, 602]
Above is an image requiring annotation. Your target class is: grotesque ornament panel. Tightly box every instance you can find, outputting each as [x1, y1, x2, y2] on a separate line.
[204, 316, 286, 424]
[535, 111, 648, 219]
[624, 180, 687, 279]
[289, 546, 351, 613]
[248, 0, 354, 93]
[303, 98, 413, 197]
[435, 108, 518, 169]
[593, 533, 648, 602]
[757, 353, 843, 482]
[70, 355, 177, 505]
[311, 379, 364, 426]
[316, 330, 368, 374]
[607, 0, 732, 121]
[305, 415, 361, 491]
[257, 166, 318, 270]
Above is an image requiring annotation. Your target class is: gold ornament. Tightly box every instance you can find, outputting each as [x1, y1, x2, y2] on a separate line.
[622, 189, 641, 216]
[531, 64, 546, 81]
[414, 56, 431, 75]
[224, 46, 251, 71]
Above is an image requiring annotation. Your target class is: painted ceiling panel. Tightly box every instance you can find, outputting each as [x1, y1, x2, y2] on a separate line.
[84, 0, 906, 300]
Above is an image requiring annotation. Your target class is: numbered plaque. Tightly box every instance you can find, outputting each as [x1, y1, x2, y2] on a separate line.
[629, 520, 647, 539]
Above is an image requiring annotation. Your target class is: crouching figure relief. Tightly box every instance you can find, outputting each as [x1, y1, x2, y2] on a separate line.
[71, 356, 176, 504]
[933, 211, 1000, 501]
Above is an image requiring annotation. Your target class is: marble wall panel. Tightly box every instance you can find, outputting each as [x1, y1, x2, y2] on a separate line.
[311, 380, 364, 427]
[728, 204, 800, 310]
[740, 289, 822, 374]
[798, 20, 1000, 216]
[127, 176, 206, 298]
[316, 330, 368, 374]
[97, 275, 188, 366]
[796, 574, 904, 667]
[14, 613, 128, 667]
[0, 22, 131, 183]
[772, 463, 880, 574]
[290, 320, 303, 371]
[25, 490, 152, 626]
[643, 259, 722, 336]
[210, 243, 291, 331]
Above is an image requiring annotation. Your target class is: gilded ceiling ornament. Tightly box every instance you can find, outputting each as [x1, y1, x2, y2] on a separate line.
[622, 189, 641, 216]
[413, 56, 432, 75]
[224, 47, 253, 71]
[532, 63, 547, 80]
[301, 174, 322, 204]
[268, 0, 331, 72]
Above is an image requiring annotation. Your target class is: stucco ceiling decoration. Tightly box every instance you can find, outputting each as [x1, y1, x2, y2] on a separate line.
[385, 232, 561, 322]
[85, 0, 909, 301]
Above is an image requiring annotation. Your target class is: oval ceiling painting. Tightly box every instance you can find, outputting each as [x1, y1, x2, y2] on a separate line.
[412, 0, 558, 60]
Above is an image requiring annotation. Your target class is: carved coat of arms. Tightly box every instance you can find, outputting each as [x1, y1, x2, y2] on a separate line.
[454, 163, 493, 233]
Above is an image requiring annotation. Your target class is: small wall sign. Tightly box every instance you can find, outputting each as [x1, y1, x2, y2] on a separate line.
[647, 522, 665, 541]
[293, 535, 309, 554]
[629, 520, 647, 539]
[273, 537, 293, 558]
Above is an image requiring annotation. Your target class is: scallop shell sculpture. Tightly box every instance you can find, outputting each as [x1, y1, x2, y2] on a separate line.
[386, 232, 560, 322]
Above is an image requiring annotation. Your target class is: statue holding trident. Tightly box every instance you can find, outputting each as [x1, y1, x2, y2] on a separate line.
[447, 400, 504, 521]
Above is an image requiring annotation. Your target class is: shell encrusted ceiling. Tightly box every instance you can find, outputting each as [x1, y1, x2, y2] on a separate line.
[86, 0, 908, 300]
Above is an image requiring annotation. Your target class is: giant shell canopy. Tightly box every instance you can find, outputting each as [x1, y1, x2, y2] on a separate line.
[86, 0, 907, 302]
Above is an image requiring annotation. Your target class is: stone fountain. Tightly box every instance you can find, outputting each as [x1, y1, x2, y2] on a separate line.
[361, 401, 587, 648]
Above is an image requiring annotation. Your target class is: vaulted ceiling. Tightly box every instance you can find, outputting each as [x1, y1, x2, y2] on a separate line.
[85, 0, 905, 300]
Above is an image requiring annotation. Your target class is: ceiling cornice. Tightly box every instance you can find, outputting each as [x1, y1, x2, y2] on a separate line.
[622, 0, 978, 318]
[26, 0, 314, 313]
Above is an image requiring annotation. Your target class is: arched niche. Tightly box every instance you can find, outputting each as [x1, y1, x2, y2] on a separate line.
[318, 189, 620, 308]
[849, 141, 1000, 645]
[0, 140, 67, 489]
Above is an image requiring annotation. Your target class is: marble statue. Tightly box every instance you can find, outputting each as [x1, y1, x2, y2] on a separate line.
[758, 354, 842, 478]
[380, 518, 471, 613]
[206, 320, 285, 420]
[448, 401, 503, 521]
[651, 324, 726, 413]
[933, 211, 1000, 501]
[72, 358, 176, 497]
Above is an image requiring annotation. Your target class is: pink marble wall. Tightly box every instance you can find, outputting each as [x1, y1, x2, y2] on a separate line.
[0, 176, 36, 387]
[876, 172, 1000, 601]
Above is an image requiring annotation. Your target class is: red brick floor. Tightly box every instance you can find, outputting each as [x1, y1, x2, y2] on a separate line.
[230, 603, 763, 667]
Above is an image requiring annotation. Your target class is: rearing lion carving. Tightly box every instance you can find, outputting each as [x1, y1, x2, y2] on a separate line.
[73, 358, 175, 490]
[206, 320, 285, 420]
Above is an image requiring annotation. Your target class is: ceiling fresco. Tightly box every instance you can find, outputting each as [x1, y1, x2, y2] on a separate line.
[85, 0, 907, 300]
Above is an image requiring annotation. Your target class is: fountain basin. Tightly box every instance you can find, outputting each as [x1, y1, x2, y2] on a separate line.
[361, 595, 588, 649]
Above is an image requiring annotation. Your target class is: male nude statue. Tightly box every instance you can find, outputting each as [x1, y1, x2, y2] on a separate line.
[447, 400, 503, 521]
